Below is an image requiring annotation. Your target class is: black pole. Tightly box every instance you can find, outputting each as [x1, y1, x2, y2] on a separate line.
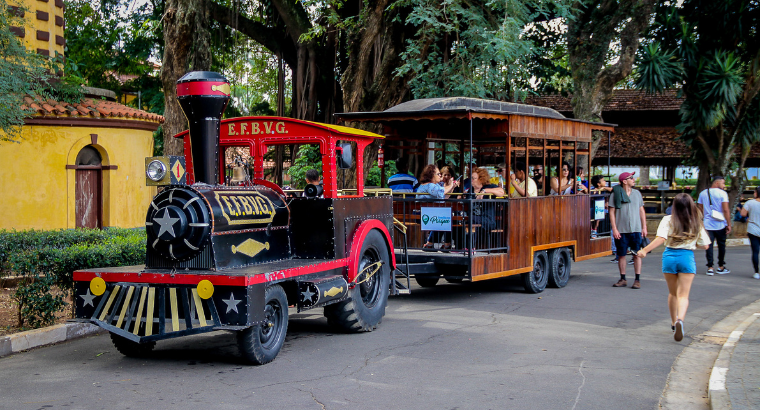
[469, 114, 473, 194]
[607, 130, 611, 179]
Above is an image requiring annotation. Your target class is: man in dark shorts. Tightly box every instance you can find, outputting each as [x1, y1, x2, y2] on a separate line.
[609, 172, 647, 289]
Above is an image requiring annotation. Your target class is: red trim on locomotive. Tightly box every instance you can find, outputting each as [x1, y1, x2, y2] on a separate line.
[73, 258, 350, 287]
[347, 220, 396, 284]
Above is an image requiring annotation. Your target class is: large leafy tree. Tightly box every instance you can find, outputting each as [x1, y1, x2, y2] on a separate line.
[635, 0, 760, 204]
[566, 0, 656, 159]
[395, 0, 570, 101]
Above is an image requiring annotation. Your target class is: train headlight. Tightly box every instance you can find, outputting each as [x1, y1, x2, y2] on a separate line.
[146, 160, 167, 181]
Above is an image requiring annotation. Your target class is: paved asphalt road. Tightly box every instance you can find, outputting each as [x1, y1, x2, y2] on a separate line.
[2, 247, 760, 410]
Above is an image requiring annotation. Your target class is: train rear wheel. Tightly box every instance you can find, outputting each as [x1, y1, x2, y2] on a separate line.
[110, 334, 156, 358]
[415, 276, 440, 287]
[324, 230, 390, 332]
[522, 250, 548, 293]
[237, 284, 288, 365]
[548, 247, 572, 288]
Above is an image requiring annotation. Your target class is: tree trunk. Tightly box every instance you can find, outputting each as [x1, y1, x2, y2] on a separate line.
[161, 0, 208, 156]
[639, 166, 650, 186]
[340, 1, 409, 187]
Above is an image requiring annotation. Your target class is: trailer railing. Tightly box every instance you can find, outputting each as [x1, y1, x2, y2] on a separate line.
[392, 197, 509, 255]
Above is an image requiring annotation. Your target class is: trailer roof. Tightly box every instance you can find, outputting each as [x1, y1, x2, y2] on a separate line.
[335, 97, 616, 131]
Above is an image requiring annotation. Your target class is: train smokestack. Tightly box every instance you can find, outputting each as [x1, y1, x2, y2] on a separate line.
[176, 71, 231, 185]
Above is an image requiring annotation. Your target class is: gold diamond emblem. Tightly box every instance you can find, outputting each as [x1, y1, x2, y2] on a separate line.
[231, 239, 270, 257]
[172, 159, 185, 180]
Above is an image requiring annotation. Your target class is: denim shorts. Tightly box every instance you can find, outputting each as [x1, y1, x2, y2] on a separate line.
[662, 247, 696, 274]
[614, 232, 642, 258]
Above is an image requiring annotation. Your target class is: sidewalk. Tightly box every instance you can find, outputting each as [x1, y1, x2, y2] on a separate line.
[709, 310, 760, 409]
[0, 322, 104, 358]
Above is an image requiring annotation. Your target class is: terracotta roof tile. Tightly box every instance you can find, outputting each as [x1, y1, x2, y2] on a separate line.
[523, 89, 683, 112]
[23, 94, 164, 124]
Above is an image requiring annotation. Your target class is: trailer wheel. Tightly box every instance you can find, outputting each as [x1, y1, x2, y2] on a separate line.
[110, 333, 155, 358]
[548, 247, 572, 288]
[415, 276, 440, 287]
[237, 284, 288, 365]
[522, 250, 549, 293]
[325, 230, 390, 332]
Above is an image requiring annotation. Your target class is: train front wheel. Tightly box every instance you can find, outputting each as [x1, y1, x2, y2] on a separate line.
[237, 284, 289, 365]
[111, 334, 156, 358]
[324, 230, 390, 332]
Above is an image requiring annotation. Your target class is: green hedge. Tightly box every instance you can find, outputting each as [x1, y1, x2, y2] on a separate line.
[0, 228, 146, 329]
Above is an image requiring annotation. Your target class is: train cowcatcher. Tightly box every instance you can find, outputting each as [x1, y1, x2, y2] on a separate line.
[71, 71, 406, 365]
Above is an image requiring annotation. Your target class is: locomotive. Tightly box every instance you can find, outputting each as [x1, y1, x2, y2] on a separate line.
[72, 71, 402, 364]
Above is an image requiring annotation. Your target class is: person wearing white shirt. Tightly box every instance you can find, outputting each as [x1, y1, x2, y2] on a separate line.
[638, 193, 711, 342]
[696, 176, 732, 275]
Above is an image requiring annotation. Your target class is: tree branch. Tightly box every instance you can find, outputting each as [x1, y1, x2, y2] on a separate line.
[596, 0, 656, 91]
[207, 1, 298, 69]
[270, 0, 313, 44]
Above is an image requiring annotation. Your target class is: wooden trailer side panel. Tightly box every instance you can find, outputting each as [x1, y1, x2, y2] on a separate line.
[471, 195, 611, 280]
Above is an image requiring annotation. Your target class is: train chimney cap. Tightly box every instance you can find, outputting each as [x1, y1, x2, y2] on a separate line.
[177, 71, 229, 83]
[177, 71, 231, 97]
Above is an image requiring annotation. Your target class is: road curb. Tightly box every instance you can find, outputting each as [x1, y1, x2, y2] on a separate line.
[0, 322, 105, 358]
[708, 311, 760, 410]
[659, 298, 760, 410]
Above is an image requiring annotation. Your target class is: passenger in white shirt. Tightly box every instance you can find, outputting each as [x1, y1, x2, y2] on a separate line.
[638, 193, 711, 342]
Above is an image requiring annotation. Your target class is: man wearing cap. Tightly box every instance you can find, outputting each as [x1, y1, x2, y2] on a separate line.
[697, 176, 732, 275]
[609, 172, 647, 289]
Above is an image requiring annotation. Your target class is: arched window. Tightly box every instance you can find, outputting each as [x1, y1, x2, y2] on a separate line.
[76, 145, 102, 166]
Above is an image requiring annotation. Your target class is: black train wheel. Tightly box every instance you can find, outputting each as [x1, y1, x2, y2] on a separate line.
[522, 250, 549, 294]
[237, 284, 289, 365]
[324, 230, 390, 332]
[547, 247, 572, 288]
[415, 276, 440, 287]
[110, 333, 156, 358]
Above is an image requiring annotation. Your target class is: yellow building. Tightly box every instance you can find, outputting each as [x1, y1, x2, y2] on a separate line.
[1, 0, 164, 230]
[8, 0, 64, 59]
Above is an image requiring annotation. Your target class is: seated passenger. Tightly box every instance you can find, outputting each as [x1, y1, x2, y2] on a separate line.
[532, 165, 545, 193]
[416, 164, 458, 199]
[576, 166, 589, 193]
[467, 167, 504, 239]
[387, 157, 418, 193]
[550, 161, 575, 195]
[591, 175, 612, 193]
[418, 164, 458, 251]
[440, 165, 462, 198]
[471, 167, 505, 198]
[509, 161, 537, 198]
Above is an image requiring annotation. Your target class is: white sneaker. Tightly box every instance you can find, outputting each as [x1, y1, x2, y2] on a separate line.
[706, 268, 715, 276]
[753, 273, 760, 280]
[716, 267, 730, 274]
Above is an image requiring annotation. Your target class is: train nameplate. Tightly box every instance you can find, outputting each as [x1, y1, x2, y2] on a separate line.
[213, 191, 276, 225]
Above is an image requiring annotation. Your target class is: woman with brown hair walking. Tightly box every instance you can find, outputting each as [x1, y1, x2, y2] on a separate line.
[638, 193, 710, 341]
